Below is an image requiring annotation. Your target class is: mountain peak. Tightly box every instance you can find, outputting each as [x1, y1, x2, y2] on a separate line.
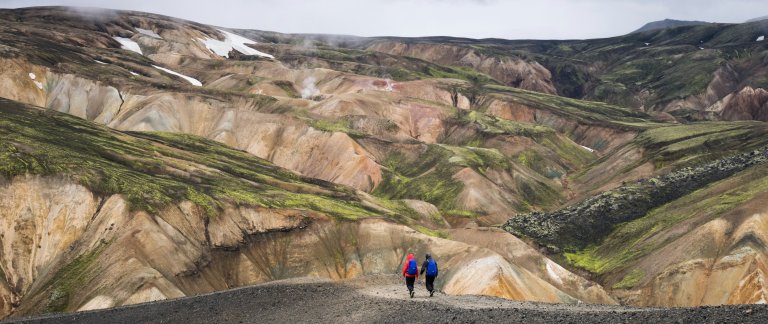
[631, 18, 711, 34]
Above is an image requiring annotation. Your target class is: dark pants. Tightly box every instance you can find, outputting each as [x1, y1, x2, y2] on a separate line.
[405, 276, 416, 292]
[425, 275, 436, 292]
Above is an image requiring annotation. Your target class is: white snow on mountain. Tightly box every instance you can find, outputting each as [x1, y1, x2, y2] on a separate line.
[152, 65, 202, 86]
[758, 36, 765, 42]
[113, 37, 143, 55]
[136, 28, 162, 39]
[199, 29, 273, 59]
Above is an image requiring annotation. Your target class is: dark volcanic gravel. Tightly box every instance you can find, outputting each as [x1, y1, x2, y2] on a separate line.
[5, 276, 768, 324]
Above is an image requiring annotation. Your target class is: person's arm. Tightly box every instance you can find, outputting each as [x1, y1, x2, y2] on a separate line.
[420, 261, 428, 275]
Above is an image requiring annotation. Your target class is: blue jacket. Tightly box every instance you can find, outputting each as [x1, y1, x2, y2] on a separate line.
[420, 257, 438, 277]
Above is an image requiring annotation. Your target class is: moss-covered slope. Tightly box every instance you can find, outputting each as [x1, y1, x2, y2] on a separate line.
[0, 97, 410, 220]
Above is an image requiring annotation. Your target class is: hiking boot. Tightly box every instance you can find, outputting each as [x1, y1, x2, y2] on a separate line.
[430, 290, 434, 297]
[410, 290, 414, 298]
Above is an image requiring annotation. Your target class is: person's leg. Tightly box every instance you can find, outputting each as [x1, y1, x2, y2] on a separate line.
[426, 275, 435, 295]
[406, 276, 415, 297]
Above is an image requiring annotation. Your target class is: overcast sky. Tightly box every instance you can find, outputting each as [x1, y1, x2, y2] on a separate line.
[0, 0, 764, 39]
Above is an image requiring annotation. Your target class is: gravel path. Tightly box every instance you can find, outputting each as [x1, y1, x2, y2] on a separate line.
[5, 276, 768, 323]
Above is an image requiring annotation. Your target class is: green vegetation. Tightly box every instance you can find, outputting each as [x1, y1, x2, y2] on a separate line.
[271, 80, 299, 98]
[565, 162, 768, 275]
[464, 111, 553, 138]
[487, 85, 660, 130]
[373, 146, 465, 211]
[306, 117, 366, 137]
[612, 269, 645, 289]
[441, 144, 509, 173]
[45, 241, 109, 312]
[636, 122, 768, 166]
[270, 44, 499, 84]
[0, 99, 391, 220]
[415, 225, 449, 239]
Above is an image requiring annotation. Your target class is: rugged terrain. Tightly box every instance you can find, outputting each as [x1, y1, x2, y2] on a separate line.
[8, 276, 768, 324]
[0, 5, 767, 320]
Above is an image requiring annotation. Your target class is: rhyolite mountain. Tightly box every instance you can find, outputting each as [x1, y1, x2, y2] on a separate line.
[0, 5, 767, 319]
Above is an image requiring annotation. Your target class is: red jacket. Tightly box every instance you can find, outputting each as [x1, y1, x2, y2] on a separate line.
[402, 253, 418, 278]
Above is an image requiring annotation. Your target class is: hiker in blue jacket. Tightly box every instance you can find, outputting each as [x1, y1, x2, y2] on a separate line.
[420, 253, 438, 297]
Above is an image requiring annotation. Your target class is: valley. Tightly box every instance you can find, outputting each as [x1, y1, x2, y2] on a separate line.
[0, 5, 767, 321]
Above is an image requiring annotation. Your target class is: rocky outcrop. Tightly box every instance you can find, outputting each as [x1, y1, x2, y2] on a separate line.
[505, 147, 768, 250]
[450, 227, 616, 304]
[715, 87, 768, 121]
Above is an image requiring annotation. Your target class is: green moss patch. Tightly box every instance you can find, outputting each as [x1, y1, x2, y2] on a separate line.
[612, 269, 645, 289]
[44, 241, 109, 313]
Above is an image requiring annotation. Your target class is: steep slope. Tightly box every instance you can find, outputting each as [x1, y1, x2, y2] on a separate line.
[505, 124, 768, 306]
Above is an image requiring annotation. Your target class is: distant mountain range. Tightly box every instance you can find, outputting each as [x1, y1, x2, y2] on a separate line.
[746, 15, 768, 23]
[631, 19, 711, 33]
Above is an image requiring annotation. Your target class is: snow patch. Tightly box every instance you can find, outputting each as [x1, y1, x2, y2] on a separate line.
[699, 47, 705, 50]
[580, 145, 595, 153]
[129, 71, 140, 76]
[199, 29, 273, 59]
[113, 37, 143, 55]
[758, 36, 765, 42]
[644, 42, 650, 46]
[94, 60, 107, 65]
[152, 65, 202, 86]
[136, 28, 162, 39]
[28, 72, 36, 80]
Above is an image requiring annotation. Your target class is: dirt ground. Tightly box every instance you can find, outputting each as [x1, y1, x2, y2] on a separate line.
[6, 275, 768, 324]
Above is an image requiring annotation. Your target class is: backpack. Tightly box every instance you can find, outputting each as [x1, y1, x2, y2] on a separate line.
[406, 259, 418, 275]
[426, 259, 438, 276]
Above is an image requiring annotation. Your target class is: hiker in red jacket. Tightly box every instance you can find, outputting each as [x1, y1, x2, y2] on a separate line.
[402, 253, 419, 298]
